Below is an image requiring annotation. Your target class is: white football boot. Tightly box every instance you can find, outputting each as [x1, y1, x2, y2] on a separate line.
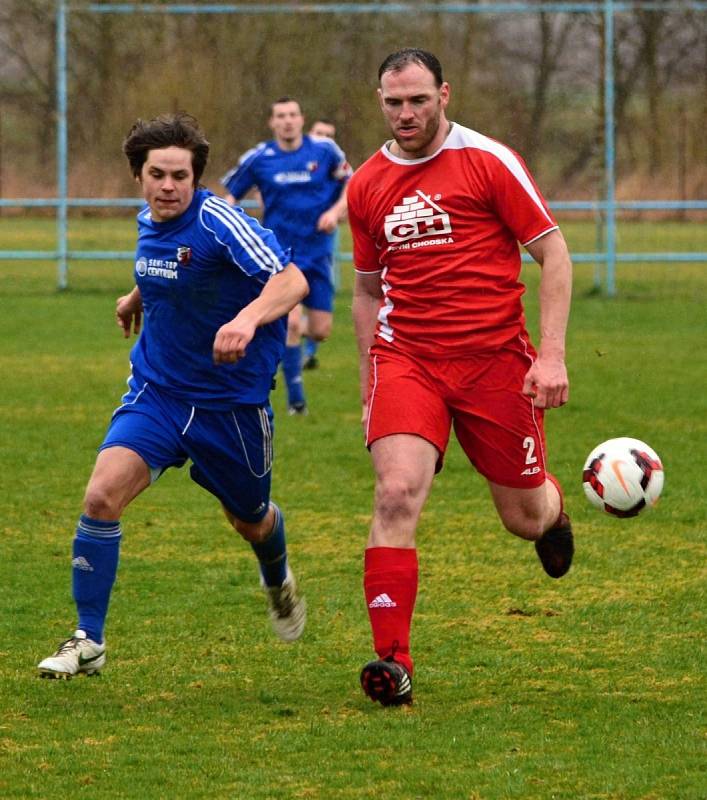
[37, 629, 106, 679]
[262, 566, 306, 642]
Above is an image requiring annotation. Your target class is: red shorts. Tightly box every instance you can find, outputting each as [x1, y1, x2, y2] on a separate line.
[366, 341, 548, 489]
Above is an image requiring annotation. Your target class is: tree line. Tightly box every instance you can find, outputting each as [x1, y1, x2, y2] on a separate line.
[0, 1, 704, 202]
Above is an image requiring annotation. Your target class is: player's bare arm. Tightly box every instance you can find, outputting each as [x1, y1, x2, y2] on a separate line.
[317, 186, 349, 233]
[352, 270, 383, 425]
[213, 263, 309, 364]
[523, 229, 573, 409]
[115, 286, 143, 338]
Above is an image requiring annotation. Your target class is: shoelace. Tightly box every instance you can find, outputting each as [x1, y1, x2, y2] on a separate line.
[54, 637, 83, 655]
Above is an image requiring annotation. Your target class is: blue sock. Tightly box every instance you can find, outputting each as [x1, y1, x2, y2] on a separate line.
[72, 515, 122, 644]
[282, 345, 305, 407]
[304, 337, 318, 359]
[250, 504, 288, 587]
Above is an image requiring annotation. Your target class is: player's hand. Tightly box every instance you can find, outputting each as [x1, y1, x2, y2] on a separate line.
[213, 317, 256, 364]
[115, 294, 142, 338]
[316, 210, 339, 234]
[522, 356, 569, 409]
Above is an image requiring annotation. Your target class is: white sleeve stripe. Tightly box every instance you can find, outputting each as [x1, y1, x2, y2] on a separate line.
[220, 143, 266, 185]
[205, 198, 282, 274]
[219, 166, 238, 185]
[523, 226, 559, 247]
[201, 197, 282, 275]
[237, 143, 266, 166]
[450, 126, 555, 226]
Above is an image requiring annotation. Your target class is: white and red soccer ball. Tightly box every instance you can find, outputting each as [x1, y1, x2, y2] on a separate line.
[582, 437, 664, 517]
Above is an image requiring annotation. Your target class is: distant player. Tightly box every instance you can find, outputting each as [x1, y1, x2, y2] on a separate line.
[37, 112, 308, 679]
[349, 49, 574, 706]
[309, 117, 337, 141]
[303, 116, 342, 370]
[222, 98, 351, 414]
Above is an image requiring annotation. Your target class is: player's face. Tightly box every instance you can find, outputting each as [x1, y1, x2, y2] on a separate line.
[378, 63, 450, 159]
[269, 101, 305, 145]
[139, 146, 196, 222]
[309, 121, 336, 139]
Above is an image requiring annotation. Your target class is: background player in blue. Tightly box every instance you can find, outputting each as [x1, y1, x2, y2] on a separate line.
[303, 117, 342, 371]
[38, 113, 309, 679]
[221, 97, 351, 414]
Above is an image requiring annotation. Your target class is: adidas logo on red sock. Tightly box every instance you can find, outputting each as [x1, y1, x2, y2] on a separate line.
[368, 593, 397, 608]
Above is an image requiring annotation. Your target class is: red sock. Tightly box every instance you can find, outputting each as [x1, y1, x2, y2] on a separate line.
[364, 547, 418, 675]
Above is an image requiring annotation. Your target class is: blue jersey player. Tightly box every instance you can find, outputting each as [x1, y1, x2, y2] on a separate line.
[302, 117, 341, 371]
[221, 97, 351, 414]
[38, 113, 309, 679]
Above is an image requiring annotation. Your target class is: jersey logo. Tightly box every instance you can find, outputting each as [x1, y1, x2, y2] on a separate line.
[135, 256, 178, 281]
[176, 246, 192, 265]
[521, 466, 541, 476]
[384, 190, 452, 244]
[274, 170, 312, 184]
[306, 161, 319, 172]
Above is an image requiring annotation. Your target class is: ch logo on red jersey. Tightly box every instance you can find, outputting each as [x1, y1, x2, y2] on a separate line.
[384, 190, 452, 244]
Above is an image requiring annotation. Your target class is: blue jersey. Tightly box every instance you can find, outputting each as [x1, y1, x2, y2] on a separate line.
[129, 188, 290, 409]
[221, 134, 351, 271]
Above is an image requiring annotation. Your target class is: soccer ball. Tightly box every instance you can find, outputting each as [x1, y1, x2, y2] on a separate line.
[582, 437, 664, 517]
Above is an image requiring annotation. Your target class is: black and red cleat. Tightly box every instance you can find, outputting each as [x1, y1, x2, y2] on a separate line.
[535, 511, 574, 578]
[360, 657, 413, 706]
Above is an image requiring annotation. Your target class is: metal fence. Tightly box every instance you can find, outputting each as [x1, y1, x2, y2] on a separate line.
[1, 0, 706, 294]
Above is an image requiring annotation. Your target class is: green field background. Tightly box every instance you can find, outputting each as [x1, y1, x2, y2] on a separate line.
[0, 218, 705, 799]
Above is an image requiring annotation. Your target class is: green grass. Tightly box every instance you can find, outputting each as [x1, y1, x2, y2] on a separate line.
[0, 218, 705, 799]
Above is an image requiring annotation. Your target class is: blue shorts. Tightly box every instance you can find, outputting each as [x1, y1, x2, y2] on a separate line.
[300, 256, 334, 313]
[100, 379, 274, 522]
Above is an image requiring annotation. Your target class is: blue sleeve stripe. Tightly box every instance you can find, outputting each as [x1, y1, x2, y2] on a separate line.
[202, 197, 284, 276]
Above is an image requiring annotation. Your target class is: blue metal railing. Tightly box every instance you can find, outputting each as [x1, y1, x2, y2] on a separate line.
[3, 198, 704, 265]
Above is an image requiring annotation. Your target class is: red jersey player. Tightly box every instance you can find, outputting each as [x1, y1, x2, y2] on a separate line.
[349, 48, 574, 707]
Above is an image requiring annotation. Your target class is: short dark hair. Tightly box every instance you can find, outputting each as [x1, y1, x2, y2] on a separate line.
[378, 48, 444, 88]
[123, 112, 209, 185]
[269, 96, 302, 116]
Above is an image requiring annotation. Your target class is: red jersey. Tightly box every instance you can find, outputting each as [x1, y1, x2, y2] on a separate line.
[347, 123, 558, 357]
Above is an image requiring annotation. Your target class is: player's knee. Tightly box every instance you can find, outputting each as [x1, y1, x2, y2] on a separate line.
[83, 483, 121, 520]
[375, 476, 420, 523]
[286, 317, 301, 339]
[232, 516, 269, 543]
[308, 320, 332, 342]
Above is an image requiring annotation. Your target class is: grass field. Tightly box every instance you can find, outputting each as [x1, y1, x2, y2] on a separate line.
[0, 217, 705, 799]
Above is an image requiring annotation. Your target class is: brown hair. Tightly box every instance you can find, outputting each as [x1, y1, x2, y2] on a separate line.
[123, 112, 210, 185]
